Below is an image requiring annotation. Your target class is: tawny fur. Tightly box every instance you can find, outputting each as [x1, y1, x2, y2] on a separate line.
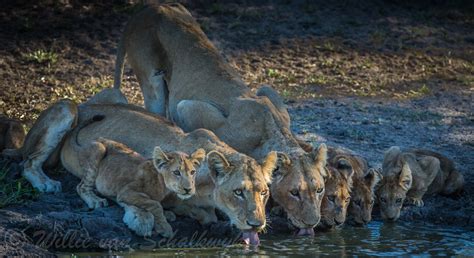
[16, 100, 277, 233]
[68, 133, 204, 237]
[377, 146, 464, 221]
[113, 3, 328, 231]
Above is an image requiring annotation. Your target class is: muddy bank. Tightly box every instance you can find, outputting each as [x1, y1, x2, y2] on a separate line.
[1, 92, 472, 255]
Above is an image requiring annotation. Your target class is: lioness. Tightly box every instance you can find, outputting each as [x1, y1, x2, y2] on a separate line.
[317, 157, 354, 230]
[114, 3, 326, 235]
[377, 146, 464, 221]
[327, 147, 381, 226]
[67, 123, 205, 236]
[10, 100, 276, 245]
[0, 116, 25, 152]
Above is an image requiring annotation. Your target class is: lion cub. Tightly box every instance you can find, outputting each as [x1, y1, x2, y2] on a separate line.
[327, 147, 382, 226]
[377, 146, 464, 221]
[0, 115, 25, 153]
[71, 136, 205, 237]
[317, 157, 354, 230]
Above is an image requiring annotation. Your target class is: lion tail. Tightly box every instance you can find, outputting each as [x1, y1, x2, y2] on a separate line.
[113, 33, 126, 90]
[72, 115, 105, 148]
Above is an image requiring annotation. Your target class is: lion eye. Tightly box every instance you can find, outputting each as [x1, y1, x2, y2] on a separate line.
[380, 197, 386, 203]
[316, 187, 324, 194]
[290, 189, 299, 197]
[345, 197, 351, 202]
[355, 200, 362, 206]
[396, 198, 403, 204]
[234, 189, 243, 197]
[261, 190, 268, 196]
[173, 170, 180, 176]
[190, 170, 196, 176]
[328, 195, 335, 202]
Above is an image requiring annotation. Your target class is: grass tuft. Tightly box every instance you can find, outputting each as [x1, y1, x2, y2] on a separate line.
[0, 161, 39, 208]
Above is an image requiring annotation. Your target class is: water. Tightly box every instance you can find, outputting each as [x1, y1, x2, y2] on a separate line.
[64, 221, 474, 257]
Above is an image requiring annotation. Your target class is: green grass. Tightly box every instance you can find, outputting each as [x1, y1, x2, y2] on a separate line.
[0, 162, 38, 208]
[22, 49, 58, 66]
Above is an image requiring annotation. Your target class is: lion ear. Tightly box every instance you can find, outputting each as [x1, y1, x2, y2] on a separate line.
[261, 151, 278, 184]
[153, 146, 170, 171]
[312, 143, 327, 167]
[191, 148, 206, 166]
[365, 168, 383, 189]
[207, 151, 231, 184]
[272, 152, 291, 182]
[310, 143, 328, 178]
[337, 158, 354, 180]
[398, 163, 412, 191]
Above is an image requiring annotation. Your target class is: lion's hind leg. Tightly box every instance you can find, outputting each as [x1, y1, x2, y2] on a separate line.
[141, 70, 168, 117]
[22, 100, 78, 193]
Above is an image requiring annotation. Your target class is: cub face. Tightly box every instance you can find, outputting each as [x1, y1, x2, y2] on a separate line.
[348, 168, 382, 225]
[319, 158, 353, 229]
[270, 144, 328, 234]
[153, 147, 206, 200]
[207, 150, 277, 232]
[376, 147, 413, 221]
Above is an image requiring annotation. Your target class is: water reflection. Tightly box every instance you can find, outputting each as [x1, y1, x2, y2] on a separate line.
[65, 221, 474, 257]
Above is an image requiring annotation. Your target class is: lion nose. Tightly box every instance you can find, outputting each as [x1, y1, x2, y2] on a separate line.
[362, 218, 370, 224]
[386, 216, 397, 222]
[246, 220, 263, 228]
[334, 219, 344, 226]
[183, 188, 192, 194]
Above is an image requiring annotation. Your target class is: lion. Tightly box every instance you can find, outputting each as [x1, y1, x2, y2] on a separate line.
[9, 99, 277, 245]
[66, 122, 205, 237]
[327, 146, 382, 226]
[376, 146, 464, 221]
[316, 157, 354, 230]
[0, 115, 25, 153]
[113, 3, 327, 235]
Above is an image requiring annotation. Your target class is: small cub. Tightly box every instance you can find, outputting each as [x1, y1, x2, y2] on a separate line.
[376, 146, 464, 221]
[0, 115, 25, 153]
[74, 137, 205, 237]
[317, 157, 354, 230]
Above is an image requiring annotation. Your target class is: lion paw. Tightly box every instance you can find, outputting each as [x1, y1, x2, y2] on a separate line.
[407, 198, 424, 207]
[86, 196, 109, 209]
[154, 221, 173, 238]
[123, 208, 154, 237]
[164, 210, 176, 222]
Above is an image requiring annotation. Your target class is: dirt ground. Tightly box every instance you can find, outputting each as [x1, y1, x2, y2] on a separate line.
[0, 0, 472, 255]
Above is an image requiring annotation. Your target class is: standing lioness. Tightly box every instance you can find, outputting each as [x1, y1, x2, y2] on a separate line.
[114, 3, 326, 236]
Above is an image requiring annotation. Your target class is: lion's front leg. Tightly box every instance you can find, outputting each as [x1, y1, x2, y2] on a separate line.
[117, 184, 173, 237]
[407, 156, 441, 207]
[76, 141, 108, 209]
[171, 204, 218, 225]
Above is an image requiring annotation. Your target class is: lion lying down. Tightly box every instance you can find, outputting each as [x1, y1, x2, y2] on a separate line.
[6, 99, 276, 245]
[67, 119, 204, 237]
[377, 146, 464, 221]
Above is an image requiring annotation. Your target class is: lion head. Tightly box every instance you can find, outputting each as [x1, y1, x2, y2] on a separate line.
[348, 168, 382, 225]
[206, 150, 277, 235]
[318, 157, 354, 229]
[270, 144, 328, 235]
[152, 146, 206, 199]
[376, 146, 414, 221]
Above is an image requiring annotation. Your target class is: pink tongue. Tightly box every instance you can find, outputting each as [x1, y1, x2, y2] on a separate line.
[297, 228, 315, 236]
[242, 231, 260, 246]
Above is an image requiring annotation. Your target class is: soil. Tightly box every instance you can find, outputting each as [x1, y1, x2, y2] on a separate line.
[0, 0, 472, 256]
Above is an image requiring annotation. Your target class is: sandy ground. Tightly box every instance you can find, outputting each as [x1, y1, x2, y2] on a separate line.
[0, 0, 472, 255]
